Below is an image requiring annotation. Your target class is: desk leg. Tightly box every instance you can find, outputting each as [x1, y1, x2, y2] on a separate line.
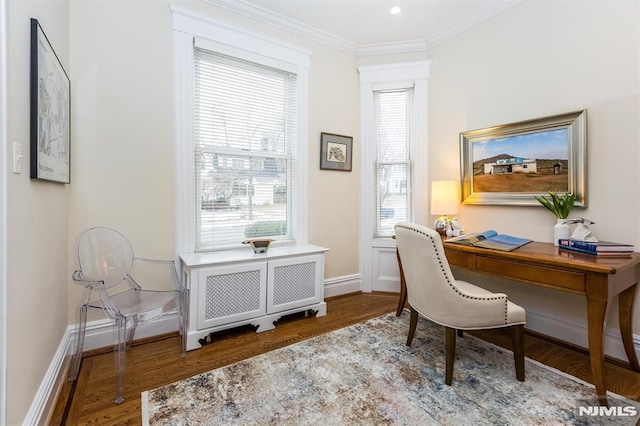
[395, 249, 408, 316]
[586, 292, 608, 406]
[618, 283, 640, 371]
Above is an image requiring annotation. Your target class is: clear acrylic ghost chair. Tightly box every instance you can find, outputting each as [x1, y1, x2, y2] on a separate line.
[68, 227, 187, 404]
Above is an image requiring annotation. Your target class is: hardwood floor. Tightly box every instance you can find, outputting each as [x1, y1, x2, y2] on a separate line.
[51, 292, 640, 425]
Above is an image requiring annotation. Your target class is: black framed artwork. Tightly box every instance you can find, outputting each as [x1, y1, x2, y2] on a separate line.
[320, 132, 353, 172]
[30, 18, 71, 183]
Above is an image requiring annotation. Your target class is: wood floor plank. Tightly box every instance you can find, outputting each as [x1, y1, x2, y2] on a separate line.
[53, 293, 640, 425]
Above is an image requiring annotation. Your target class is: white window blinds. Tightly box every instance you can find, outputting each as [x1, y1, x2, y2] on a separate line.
[373, 89, 413, 237]
[194, 48, 297, 251]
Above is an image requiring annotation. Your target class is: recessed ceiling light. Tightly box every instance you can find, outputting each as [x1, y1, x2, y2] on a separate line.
[390, 6, 401, 15]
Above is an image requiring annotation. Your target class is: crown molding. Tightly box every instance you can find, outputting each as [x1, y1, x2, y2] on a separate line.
[202, 0, 359, 54]
[357, 40, 428, 57]
[358, 60, 431, 84]
[425, 0, 523, 50]
[201, 0, 523, 56]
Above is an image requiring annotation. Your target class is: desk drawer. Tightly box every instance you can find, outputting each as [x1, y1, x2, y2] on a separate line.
[447, 250, 470, 269]
[476, 256, 586, 293]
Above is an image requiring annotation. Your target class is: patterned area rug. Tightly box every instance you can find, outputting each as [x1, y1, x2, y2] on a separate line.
[142, 314, 640, 425]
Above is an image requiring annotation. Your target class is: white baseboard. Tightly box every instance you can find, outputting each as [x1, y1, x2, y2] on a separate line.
[25, 315, 179, 425]
[324, 273, 362, 298]
[78, 315, 180, 352]
[23, 327, 73, 426]
[525, 309, 640, 364]
[326, 273, 640, 364]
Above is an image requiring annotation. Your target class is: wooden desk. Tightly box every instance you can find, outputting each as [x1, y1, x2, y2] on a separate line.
[395, 240, 640, 405]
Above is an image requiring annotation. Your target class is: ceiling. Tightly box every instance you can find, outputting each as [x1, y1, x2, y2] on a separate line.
[209, 0, 523, 54]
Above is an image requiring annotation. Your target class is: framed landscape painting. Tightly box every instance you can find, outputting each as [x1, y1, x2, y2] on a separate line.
[460, 110, 587, 206]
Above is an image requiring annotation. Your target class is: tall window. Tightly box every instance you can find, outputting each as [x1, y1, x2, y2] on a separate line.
[373, 88, 413, 237]
[194, 49, 297, 251]
[358, 61, 429, 292]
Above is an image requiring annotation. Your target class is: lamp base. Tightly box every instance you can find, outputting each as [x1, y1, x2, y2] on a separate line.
[433, 215, 452, 235]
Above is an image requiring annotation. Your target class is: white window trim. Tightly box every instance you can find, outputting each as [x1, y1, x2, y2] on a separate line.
[171, 5, 311, 257]
[357, 60, 430, 292]
[0, 0, 6, 420]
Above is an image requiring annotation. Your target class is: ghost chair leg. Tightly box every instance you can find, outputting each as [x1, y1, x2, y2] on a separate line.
[69, 303, 88, 381]
[114, 316, 127, 404]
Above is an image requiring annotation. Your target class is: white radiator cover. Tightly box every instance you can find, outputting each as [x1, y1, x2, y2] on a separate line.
[181, 244, 328, 350]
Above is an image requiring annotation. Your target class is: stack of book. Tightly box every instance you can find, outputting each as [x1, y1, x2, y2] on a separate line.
[558, 239, 635, 257]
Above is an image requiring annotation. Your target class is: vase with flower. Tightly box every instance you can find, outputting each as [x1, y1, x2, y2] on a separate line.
[534, 192, 576, 246]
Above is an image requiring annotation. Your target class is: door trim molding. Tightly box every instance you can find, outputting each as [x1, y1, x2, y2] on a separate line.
[0, 0, 8, 422]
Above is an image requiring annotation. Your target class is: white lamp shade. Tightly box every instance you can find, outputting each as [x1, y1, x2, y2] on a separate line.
[431, 180, 460, 215]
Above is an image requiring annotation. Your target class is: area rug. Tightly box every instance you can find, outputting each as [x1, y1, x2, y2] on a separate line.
[142, 314, 640, 425]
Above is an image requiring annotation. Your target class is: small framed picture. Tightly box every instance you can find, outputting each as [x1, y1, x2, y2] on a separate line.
[320, 132, 353, 172]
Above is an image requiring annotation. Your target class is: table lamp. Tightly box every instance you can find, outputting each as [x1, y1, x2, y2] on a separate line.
[431, 180, 459, 235]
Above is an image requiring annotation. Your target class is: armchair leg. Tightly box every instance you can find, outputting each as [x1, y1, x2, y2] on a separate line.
[445, 327, 456, 385]
[395, 249, 407, 316]
[114, 317, 127, 404]
[69, 304, 88, 381]
[512, 324, 525, 381]
[126, 327, 135, 351]
[126, 314, 139, 351]
[178, 289, 188, 358]
[406, 308, 418, 346]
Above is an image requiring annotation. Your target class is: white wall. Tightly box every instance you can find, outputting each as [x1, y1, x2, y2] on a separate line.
[68, 0, 175, 262]
[307, 44, 360, 279]
[428, 0, 640, 348]
[6, 0, 69, 423]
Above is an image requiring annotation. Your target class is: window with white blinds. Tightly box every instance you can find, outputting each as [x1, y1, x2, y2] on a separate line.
[373, 88, 413, 237]
[194, 48, 297, 251]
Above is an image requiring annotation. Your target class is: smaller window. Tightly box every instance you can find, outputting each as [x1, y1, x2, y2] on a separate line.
[373, 89, 413, 237]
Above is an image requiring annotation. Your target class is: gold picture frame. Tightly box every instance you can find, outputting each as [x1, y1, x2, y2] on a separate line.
[460, 110, 587, 206]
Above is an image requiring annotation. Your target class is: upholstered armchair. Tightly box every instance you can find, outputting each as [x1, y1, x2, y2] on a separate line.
[394, 222, 526, 385]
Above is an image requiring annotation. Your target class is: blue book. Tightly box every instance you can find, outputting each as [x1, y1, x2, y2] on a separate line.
[559, 245, 633, 257]
[558, 239, 634, 252]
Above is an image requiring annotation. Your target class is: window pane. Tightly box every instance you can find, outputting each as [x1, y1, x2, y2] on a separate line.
[197, 152, 289, 247]
[194, 48, 296, 251]
[374, 89, 412, 237]
[195, 57, 289, 154]
[377, 163, 410, 236]
[376, 91, 408, 161]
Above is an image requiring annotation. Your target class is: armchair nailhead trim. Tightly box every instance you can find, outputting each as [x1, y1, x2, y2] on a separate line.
[396, 223, 510, 324]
